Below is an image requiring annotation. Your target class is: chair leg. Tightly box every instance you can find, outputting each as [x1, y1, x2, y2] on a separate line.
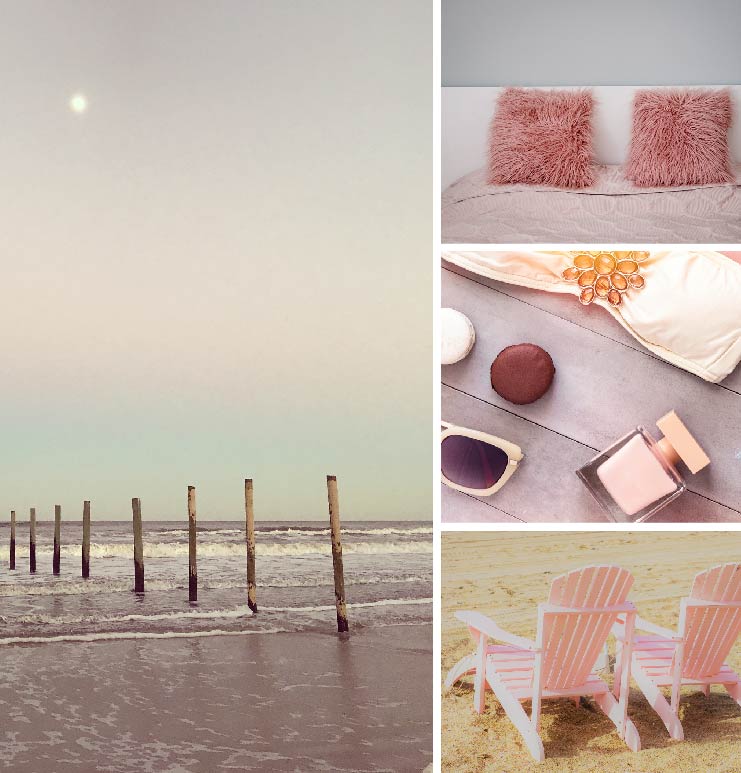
[593, 691, 641, 752]
[632, 663, 684, 740]
[443, 653, 478, 691]
[473, 634, 487, 714]
[724, 681, 741, 708]
[699, 684, 710, 698]
[614, 640, 624, 699]
[486, 666, 545, 762]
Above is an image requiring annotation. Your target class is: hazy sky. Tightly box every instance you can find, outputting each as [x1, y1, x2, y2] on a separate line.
[0, 1, 431, 521]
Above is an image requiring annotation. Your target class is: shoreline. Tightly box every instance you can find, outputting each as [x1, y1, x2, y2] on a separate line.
[0, 622, 432, 772]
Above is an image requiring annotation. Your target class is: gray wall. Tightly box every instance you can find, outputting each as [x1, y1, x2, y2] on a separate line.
[443, 0, 741, 86]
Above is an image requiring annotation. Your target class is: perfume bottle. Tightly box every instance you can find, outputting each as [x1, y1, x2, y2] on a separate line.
[576, 411, 710, 523]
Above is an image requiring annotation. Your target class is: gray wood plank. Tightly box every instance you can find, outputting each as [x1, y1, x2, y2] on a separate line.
[442, 384, 608, 522]
[441, 484, 522, 523]
[443, 384, 740, 523]
[441, 269, 741, 522]
[442, 259, 741, 395]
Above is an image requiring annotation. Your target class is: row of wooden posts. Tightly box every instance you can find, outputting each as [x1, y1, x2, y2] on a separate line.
[6, 476, 349, 633]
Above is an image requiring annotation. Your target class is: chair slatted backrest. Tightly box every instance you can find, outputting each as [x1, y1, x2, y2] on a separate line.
[537, 565, 634, 690]
[681, 563, 741, 679]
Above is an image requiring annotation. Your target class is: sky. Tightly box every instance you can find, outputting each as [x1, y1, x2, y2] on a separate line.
[0, 1, 431, 521]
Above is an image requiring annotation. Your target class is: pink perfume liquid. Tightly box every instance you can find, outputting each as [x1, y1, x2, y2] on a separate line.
[596, 435, 677, 516]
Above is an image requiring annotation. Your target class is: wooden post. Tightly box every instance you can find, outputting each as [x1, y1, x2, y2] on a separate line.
[244, 479, 257, 613]
[132, 498, 144, 593]
[326, 475, 349, 633]
[53, 504, 61, 575]
[9, 510, 15, 570]
[29, 507, 36, 573]
[82, 501, 91, 578]
[188, 486, 197, 602]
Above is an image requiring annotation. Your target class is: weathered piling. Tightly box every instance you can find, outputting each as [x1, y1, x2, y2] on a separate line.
[53, 505, 62, 575]
[188, 486, 197, 602]
[132, 498, 144, 593]
[29, 507, 36, 573]
[326, 475, 349, 633]
[245, 479, 257, 613]
[82, 501, 91, 578]
[9, 510, 15, 570]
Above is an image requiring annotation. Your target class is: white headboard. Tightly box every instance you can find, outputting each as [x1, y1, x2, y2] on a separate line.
[442, 86, 741, 189]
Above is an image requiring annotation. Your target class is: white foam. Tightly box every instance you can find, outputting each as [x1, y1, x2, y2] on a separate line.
[8, 598, 431, 626]
[14, 605, 255, 626]
[0, 627, 290, 646]
[261, 597, 433, 613]
[0, 573, 430, 598]
[255, 526, 432, 537]
[10, 540, 431, 559]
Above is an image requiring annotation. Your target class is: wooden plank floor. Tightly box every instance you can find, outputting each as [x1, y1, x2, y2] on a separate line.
[441, 260, 741, 523]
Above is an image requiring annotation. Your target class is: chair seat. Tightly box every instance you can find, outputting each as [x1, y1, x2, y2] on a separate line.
[486, 644, 608, 700]
[632, 635, 739, 686]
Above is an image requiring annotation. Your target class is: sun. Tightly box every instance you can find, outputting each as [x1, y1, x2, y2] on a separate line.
[69, 93, 88, 114]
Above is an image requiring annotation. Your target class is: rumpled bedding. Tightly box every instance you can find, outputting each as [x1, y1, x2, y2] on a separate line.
[442, 164, 741, 243]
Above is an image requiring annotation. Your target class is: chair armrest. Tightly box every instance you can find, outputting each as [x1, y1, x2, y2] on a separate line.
[455, 610, 539, 651]
[684, 599, 741, 609]
[632, 615, 682, 641]
[541, 601, 636, 615]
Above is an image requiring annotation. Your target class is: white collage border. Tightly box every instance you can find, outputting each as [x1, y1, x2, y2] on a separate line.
[431, 6, 741, 771]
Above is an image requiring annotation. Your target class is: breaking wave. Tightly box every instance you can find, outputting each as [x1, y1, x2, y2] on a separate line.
[13, 540, 431, 559]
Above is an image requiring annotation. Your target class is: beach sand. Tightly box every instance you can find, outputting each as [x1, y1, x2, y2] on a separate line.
[442, 531, 741, 773]
[0, 623, 431, 772]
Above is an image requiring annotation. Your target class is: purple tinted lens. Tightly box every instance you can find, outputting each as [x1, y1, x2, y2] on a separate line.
[441, 434, 509, 491]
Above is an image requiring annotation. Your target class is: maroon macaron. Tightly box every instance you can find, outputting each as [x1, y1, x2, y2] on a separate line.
[490, 343, 555, 405]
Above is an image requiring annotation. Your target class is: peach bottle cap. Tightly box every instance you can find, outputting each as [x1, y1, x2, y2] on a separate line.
[656, 411, 710, 474]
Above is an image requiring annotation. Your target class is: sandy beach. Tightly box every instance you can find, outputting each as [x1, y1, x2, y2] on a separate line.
[442, 531, 741, 773]
[0, 623, 431, 772]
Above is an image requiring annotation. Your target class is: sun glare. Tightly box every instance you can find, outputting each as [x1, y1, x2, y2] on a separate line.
[69, 93, 88, 114]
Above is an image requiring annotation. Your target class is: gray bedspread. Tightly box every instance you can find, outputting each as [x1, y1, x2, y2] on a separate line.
[442, 165, 741, 243]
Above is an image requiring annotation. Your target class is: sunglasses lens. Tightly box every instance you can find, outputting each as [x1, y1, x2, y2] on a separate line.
[441, 434, 509, 491]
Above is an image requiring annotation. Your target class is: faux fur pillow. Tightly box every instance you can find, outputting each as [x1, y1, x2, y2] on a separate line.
[625, 89, 733, 187]
[488, 88, 595, 188]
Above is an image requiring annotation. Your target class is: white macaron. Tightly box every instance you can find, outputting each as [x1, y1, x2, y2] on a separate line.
[441, 308, 475, 365]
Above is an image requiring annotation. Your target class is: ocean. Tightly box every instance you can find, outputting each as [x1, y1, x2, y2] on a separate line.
[0, 519, 432, 642]
[0, 519, 432, 771]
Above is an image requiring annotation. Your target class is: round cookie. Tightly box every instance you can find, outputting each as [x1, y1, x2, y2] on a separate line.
[490, 343, 555, 404]
[441, 308, 475, 365]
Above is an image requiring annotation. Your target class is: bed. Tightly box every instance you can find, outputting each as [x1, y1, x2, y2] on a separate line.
[442, 86, 741, 243]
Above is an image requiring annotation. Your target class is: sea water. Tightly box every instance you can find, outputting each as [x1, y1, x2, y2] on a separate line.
[0, 520, 432, 643]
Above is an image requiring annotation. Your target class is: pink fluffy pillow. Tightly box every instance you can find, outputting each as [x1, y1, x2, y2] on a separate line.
[488, 88, 595, 188]
[625, 89, 733, 187]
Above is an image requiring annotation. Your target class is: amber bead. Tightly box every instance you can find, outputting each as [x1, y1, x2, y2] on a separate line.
[594, 276, 610, 297]
[578, 269, 597, 287]
[610, 272, 628, 291]
[573, 254, 594, 270]
[616, 259, 638, 274]
[580, 287, 595, 305]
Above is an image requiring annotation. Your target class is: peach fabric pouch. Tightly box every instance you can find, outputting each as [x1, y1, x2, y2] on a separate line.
[442, 250, 741, 384]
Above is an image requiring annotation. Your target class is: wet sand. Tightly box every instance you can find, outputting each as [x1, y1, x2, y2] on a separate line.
[0, 623, 432, 772]
[442, 531, 741, 773]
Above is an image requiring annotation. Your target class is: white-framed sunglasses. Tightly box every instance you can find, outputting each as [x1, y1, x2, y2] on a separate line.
[441, 421, 523, 496]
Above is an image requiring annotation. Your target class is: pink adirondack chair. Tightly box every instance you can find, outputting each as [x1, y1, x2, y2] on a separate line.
[445, 565, 641, 762]
[612, 562, 741, 741]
